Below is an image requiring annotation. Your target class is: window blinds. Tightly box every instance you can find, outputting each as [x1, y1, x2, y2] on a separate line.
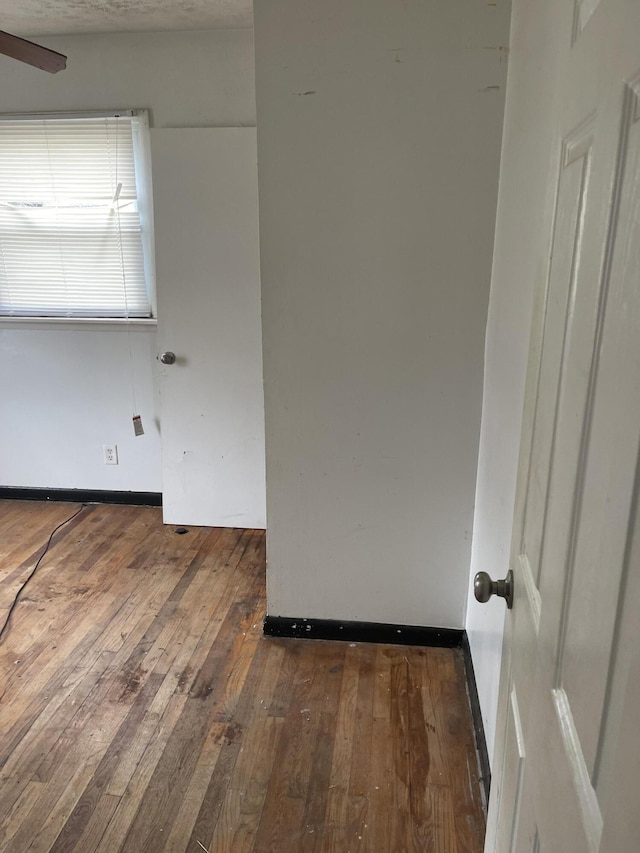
[0, 114, 152, 318]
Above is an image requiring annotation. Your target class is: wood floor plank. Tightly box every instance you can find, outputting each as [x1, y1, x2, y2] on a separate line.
[186, 732, 244, 853]
[0, 780, 45, 850]
[300, 644, 346, 848]
[322, 644, 360, 847]
[161, 720, 228, 852]
[94, 694, 188, 853]
[117, 596, 264, 847]
[230, 716, 284, 851]
[367, 718, 393, 852]
[0, 502, 84, 581]
[348, 644, 376, 799]
[389, 654, 411, 852]
[48, 673, 165, 852]
[69, 794, 120, 853]
[0, 502, 485, 852]
[251, 643, 321, 851]
[6, 726, 109, 853]
[407, 650, 435, 850]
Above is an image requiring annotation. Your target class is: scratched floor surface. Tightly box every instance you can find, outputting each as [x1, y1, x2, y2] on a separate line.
[0, 501, 485, 852]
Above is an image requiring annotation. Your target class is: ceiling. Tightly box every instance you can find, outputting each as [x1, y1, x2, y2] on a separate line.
[2, 0, 253, 37]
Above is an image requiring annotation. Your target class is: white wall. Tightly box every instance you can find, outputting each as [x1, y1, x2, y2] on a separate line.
[255, 0, 509, 627]
[0, 324, 161, 491]
[465, 1, 566, 762]
[0, 30, 256, 493]
[0, 30, 255, 127]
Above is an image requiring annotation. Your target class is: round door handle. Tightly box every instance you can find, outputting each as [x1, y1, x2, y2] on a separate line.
[160, 351, 176, 365]
[474, 569, 514, 609]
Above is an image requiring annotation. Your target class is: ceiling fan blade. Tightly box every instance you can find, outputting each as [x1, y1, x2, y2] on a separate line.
[0, 30, 67, 73]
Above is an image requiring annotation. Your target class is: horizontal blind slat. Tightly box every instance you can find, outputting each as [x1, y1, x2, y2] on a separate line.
[0, 115, 151, 318]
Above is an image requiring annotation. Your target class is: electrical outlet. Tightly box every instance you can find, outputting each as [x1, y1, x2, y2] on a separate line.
[103, 444, 118, 465]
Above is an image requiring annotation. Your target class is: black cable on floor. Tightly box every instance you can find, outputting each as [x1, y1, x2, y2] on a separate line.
[0, 503, 87, 644]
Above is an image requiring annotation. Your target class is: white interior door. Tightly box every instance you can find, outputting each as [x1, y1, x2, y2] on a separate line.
[151, 128, 266, 529]
[486, 1, 640, 850]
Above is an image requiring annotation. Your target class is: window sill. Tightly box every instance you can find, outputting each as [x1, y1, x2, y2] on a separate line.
[0, 317, 158, 332]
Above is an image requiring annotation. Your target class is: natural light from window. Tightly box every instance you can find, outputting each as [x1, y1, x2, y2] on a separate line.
[0, 111, 155, 319]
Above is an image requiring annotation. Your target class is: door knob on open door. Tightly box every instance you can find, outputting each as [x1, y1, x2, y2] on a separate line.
[160, 351, 176, 365]
[474, 570, 514, 609]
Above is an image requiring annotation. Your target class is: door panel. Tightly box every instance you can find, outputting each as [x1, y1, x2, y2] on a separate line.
[494, 688, 529, 853]
[560, 82, 640, 775]
[573, 0, 602, 40]
[597, 505, 640, 849]
[520, 120, 593, 586]
[152, 128, 266, 529]
[530, 74, 640, 848]
[487, 1, 640, 850]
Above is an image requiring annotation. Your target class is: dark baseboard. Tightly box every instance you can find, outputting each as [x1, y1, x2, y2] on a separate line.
[263, 615, 463, 648]
[0, 487, 162, 507]
[461, 631, 491, 808]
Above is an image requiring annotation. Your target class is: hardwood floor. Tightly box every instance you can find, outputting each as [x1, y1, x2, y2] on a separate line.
[0, 501, 485, 852]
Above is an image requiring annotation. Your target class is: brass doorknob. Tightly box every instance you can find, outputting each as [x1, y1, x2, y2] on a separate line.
[474, 570, 514, 609]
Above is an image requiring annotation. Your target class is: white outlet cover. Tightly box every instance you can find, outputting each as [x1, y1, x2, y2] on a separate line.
[103, 444, 118, 465]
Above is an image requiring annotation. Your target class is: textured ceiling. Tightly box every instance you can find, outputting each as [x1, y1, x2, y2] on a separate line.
[2, 0, 253, 37]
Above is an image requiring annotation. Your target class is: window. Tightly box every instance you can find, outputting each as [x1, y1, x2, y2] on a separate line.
[0, 111, 155, 319]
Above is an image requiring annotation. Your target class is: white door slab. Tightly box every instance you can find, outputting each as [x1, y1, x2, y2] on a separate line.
[486, 0, 640, 849]
[152, 128, 266, 528]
